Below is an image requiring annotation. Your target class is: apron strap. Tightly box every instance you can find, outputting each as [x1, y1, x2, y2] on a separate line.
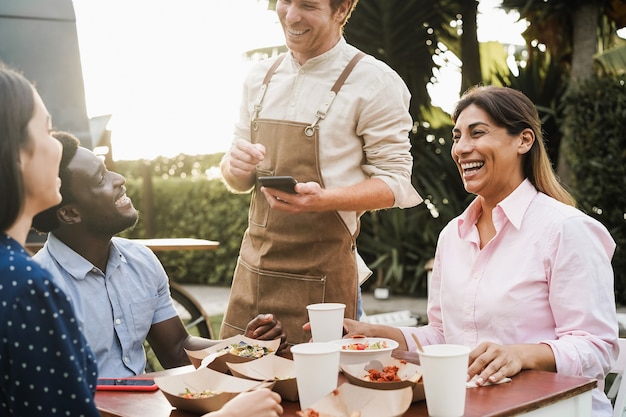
[252, 54, 287, 122]
[331, 51, 366, 93]
[305, 52, 366, 136]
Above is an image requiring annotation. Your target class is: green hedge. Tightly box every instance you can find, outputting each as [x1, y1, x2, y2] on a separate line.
[562, 75, 626, 303]
[117, 157, 251, 286]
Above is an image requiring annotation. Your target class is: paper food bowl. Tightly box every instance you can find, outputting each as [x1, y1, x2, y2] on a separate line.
[226, 353, 299, 401]
[298, 383, 412, 417]
[329, 337, 399, 365]
[340, 357, 425, 402]
[154, 367, 274, 415]
[185, 335, 281, 374]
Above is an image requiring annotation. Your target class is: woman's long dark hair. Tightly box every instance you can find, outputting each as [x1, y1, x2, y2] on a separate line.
[0, 64, 36, 231]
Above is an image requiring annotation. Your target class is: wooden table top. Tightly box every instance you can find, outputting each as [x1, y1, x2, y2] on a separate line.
[25, 237, 219, 253]
[129, 238, 219, 252]
[95, 365, 596, 417]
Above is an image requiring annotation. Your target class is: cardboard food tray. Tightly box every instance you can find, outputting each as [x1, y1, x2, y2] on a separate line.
[226, 354, 299, 401]
[154, 367, 274, 414]
[300, 383, 412, 417]
[340, 357, 425, 402]
[185, 335, 280, 374]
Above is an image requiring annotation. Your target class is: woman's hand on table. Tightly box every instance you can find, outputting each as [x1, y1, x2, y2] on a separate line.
[205, 388, 283, 417]
[244, 313, 288, 352]
[467, 341, 556, 386]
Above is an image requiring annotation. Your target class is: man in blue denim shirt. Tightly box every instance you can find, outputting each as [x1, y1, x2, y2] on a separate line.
[32, 131, 286, 378]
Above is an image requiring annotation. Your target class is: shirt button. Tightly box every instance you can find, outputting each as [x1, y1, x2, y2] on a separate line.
[115, 318, 121, 325]
[123, 357, 129, 363]
[473, 273, 479, 279]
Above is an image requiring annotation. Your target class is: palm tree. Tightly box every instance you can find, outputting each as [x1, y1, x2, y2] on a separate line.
[343, 0, 459, 122]
[500, 0, 626, 183]
[458, 1, 482, 91]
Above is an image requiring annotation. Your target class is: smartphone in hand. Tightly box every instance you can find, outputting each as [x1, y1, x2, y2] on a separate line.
[258, 176, 298, 194]
[96, 378, 158, 391]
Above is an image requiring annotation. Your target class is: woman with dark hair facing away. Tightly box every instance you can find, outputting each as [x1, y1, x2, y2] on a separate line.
[0, 63, 100, 416]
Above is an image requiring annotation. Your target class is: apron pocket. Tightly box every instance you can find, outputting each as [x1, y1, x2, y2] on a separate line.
[258, 266, 326, 345]
[256, 270, 326, 315]
[250, 169, 273, 227]
[223, 258, 327, 345]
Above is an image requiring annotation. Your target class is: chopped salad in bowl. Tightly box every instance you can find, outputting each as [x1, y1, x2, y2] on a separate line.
[330, 336, 399, 365]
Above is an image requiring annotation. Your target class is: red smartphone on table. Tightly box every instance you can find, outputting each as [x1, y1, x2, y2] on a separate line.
[96, 377, 158, 391]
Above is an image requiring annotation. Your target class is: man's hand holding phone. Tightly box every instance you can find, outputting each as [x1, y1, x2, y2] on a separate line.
[258, 176, 326, 214]
[258, 176, 298, 194]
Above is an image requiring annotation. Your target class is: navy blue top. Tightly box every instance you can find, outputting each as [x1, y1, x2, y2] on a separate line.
[0, 234, 100, 416]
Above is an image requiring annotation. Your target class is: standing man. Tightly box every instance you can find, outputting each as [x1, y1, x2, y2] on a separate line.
[32, 131, 286, 378]
[220, 0, 422, 345]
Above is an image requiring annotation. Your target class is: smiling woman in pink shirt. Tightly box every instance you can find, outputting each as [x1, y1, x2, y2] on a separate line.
[340, 85, 618, 416]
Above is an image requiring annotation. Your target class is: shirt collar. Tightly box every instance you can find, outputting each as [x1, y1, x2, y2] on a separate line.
[45, 233, 127, 280]
[497, 179, 538, 229]
[457, 179, 538, 237]
[289, 36, 346, 67]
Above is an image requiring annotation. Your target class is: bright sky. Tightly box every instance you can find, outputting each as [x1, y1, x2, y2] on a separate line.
[72, 0, 525, 161]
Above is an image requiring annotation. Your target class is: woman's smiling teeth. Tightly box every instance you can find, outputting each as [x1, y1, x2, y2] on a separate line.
[461, 161, 484, 174]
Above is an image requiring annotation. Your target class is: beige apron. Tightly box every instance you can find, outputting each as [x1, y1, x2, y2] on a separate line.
[220, 53, 365, 345]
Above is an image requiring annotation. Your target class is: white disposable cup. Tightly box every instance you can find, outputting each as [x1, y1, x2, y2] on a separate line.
[306, 303, 346, 342]
[291, 342, 341, 410]
[418, 344, 470, 417]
